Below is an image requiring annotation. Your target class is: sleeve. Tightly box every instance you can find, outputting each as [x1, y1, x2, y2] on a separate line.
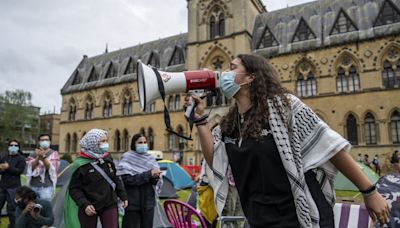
[115, 176, 128, 201]
[120, 171, 152, 186]
[37, 200, 54, 226]
[69, 168, 92, 210]
[15, 206, 28, 228]
[0, 157, 5, 174]
[6, 157, 26, 175]
[288, 94, 351, 171]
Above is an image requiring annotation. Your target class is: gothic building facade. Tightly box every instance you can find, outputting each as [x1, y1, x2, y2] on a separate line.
[60, 0, 400, 167]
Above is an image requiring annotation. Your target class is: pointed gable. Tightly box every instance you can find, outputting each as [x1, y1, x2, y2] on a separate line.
[124, 57, 135, 75]
[257, 26, 279, 49]
[87, 67, 99, 82]
[168, 46, 185, 66]
[330, 9, 358, 35]
[105, 62, 117, 78]
[374, 0, 400, 26]
[71, 71, 82, 85]
[292, 18, 316, 42]
[147, 52, 160, 68]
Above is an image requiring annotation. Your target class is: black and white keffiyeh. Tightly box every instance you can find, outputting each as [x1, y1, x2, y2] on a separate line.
[80, 128, 108, 159]
[210, 94, 351, 228]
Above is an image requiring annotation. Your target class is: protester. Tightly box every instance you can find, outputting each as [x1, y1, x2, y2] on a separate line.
[26, 134, 60, 201]
[391, 150, 399, 174]
[356, 153, 362, 163]
[65, 129, 128, 228]
[116, 133, 162, 228]
[372, 155, 381, 176]
[186, 54, 390, 227]
[0, 140, 27, 228]
[363, 154, 371, 168]
[14, 186, 54, 228]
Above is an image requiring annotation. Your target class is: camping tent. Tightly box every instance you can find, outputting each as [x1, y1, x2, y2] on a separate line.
[334, 162, 379, 191]
[158, 160, 194, 189]
[159, 176, 178, 199]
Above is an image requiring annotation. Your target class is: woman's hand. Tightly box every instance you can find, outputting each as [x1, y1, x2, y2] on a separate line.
[85, 205, 97, 216]
[184, 95, 205, 119]
[364, 192, 390, 226]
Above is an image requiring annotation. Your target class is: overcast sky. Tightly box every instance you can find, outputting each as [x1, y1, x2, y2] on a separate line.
[0, 0, 314, 114]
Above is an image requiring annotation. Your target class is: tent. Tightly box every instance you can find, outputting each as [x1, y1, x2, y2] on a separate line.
[158, 160, 195, 189]
[56, 163, 73, 187]
[159, 176, 178, 199]
[334, 162, 379, 191]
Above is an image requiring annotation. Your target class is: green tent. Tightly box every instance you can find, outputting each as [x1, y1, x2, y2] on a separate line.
[334, 162, 379, 191]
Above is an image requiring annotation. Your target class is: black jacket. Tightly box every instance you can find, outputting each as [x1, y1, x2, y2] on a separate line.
[69, 160, 127, 212]
[0, 154, 26, 189]
[121, 171, 159, 211]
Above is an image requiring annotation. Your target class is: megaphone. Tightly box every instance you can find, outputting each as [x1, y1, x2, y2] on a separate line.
[136, 60, 220, 117]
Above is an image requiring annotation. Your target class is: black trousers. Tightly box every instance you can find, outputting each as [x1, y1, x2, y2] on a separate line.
[0, 187, 17, 228]
[122, 208, 154, 228]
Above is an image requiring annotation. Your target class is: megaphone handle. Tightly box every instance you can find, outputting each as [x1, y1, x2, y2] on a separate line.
[184, 97, 197, 119]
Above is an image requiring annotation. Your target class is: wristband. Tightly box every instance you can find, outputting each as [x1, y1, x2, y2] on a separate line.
[193, 114, 209, 124]
[195, 121, 208, 126]
[360, 185, 377, 196]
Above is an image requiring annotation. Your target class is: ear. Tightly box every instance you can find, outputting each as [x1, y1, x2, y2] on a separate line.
[247, 74, 255, 83]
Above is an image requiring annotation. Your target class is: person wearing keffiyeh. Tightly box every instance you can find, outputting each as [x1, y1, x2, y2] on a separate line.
[185, 54, 390, 228]
[64, 128, 128, 228]
[116, 133, 162, 228]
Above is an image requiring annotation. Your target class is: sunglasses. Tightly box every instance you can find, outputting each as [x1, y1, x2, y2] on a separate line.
[9, 145, 19, 147]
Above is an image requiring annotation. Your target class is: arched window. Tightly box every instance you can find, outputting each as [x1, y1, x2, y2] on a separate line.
[296, 61, 316, 97]
[168, 132, 175, 150]
[391, 111, 400, 144]
[140, 127, 146, 136]
[65, 133, 71, 153]
[123, 129, 129, 151]
[337, 67, 347, 93]
[381, 48, 400, 88]
[148, 128, 154, 150]
[346, 114, 358, 145]
[103, 95, 112, 118]
[336, 55, 360, 93]
[296, 75, 307, 97]
[68, 99, 76, 121]
[72, 133, 78, 153]
[122, 92, 132, 115]
[364, 113, 377, 145]
[174, 95, 180, 110]
[210, 16, 216, 39]
[168, 96, 175, 111]
[85, 97, 94, 120]
[114, 130, 121, 152]
[218, 13, 225, 36]
[348, 66, 360, 92]
[177, 126, 185, 150]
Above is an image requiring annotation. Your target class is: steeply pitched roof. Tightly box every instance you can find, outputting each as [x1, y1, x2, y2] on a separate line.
[252, 0, 400, 57]
[61, 33, 187, 95]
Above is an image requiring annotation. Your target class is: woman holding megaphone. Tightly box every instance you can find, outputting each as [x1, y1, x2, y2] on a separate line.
[185, 54, 389, 228]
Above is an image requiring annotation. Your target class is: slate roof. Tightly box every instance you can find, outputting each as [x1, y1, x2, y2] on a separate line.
[61, 33, 187, 95]
[252, 0, 400, 57]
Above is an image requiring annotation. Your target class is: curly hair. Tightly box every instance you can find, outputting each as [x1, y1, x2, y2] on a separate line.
[220, 54, 291, 139]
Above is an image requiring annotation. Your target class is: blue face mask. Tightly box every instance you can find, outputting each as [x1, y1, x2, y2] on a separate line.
[219, 71, 248, 99]
[39, 140, 50, 149]
[136, 144, 148, 154]
[8, 146, 19, 155]
[99, 143, 109, 153]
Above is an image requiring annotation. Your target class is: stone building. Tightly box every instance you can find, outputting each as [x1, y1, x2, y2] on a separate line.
[60, 0, 400, 167]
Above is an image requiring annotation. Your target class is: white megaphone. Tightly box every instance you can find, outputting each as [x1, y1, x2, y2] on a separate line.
[136, 60, 220, 118]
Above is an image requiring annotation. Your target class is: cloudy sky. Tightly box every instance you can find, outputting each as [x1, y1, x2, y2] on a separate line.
[0, 0, 314, 114]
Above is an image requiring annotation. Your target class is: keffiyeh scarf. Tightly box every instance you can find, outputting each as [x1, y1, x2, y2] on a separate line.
[211, 94, 351, 228]
[116, 150, 163, 194]
[80, 129, 108, 160]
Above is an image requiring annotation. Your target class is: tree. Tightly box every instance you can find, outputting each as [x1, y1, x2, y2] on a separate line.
[0, 90, 40, 150]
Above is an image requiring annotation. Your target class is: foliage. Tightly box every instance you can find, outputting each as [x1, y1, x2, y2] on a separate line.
[0, 90, 40, 149]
